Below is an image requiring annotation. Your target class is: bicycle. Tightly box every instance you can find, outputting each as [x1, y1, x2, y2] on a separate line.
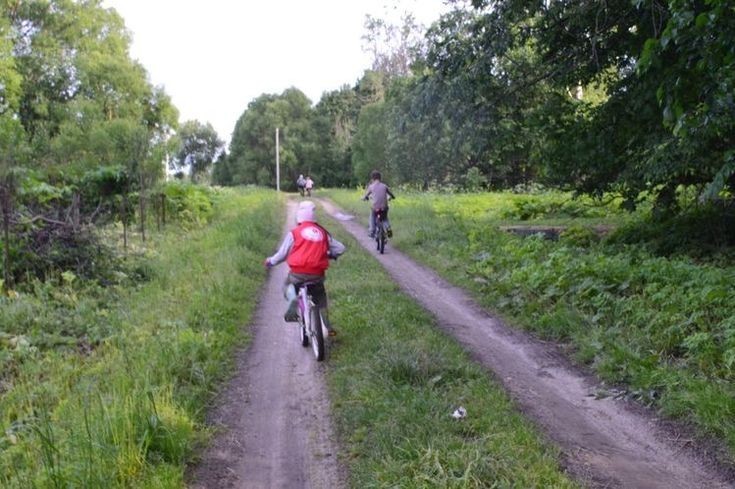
[295, 280, 327, 361]
[374, 209, 390, 254]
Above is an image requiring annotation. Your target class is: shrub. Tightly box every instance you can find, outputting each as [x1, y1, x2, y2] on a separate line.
[161, 182, 214, 226]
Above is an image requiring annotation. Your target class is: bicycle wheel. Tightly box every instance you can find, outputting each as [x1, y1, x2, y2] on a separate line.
[377, 224, 386, 254]
[309, 305, 325, 361]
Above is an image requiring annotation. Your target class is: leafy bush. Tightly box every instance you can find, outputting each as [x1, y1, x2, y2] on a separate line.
[560, 225, 600, 247]
[0, 188, 280, 487]
[161, 182, 215, 226]
[608, 201, 735, 259]
[326, 189, 735, 453]
[502, 196, 611, 221]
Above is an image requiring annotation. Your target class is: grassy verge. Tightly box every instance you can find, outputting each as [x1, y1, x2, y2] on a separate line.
[326, 188, 735, 460]
[322, 211, 578, 488]
[0, 187, 281, 487]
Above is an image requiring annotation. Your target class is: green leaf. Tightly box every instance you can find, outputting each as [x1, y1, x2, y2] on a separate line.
[695, 13, 710, 29]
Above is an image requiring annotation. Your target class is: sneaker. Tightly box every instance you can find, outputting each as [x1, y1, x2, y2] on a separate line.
[321, 315, 338, 336]
[283, 300, 298, 322]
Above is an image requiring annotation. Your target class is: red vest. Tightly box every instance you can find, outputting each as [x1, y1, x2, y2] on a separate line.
[287, 221, 330, 275]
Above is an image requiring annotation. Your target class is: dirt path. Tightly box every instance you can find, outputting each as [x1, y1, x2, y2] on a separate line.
[188, 201, 345, 489]
[319, 198, 733, 489]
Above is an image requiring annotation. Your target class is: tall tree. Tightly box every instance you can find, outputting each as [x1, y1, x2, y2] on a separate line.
[228, 88, 315, 189]
[172, 120, 223, 182]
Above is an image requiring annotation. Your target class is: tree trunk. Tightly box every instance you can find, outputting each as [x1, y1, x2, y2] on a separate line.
[155, 193, 161, 232]
[1, 185, 12, 291]
[121, 196, 128, 251]
[72, 191, 80, 233]
[138, 173, 146, 242]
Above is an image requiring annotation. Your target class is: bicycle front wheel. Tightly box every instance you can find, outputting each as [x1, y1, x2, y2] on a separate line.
[309, 306, 325, 361]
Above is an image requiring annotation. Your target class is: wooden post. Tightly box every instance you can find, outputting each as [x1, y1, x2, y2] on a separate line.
[275, 127, 280, 192]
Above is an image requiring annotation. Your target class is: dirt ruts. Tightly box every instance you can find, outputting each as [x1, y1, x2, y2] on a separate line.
[187, 201, 346, 489]
[318, 197, 734, 489]
[188, 196, 732, 489]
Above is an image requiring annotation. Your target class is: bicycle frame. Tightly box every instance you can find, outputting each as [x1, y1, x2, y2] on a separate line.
[296, 281, 326, 361]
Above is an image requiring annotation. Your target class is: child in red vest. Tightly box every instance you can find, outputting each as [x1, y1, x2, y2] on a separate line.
[264, 201, 346, 335]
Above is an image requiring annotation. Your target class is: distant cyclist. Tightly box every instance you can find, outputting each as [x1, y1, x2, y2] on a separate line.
[296, 174, 306, 196]
[362, 170, 395, 238]
[264, 200, 345, 335]
[304, 175, 314, 197]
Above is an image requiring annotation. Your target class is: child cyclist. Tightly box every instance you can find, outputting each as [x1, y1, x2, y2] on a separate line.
[264, 201, 346, 335]
[363, 170, 396, 238]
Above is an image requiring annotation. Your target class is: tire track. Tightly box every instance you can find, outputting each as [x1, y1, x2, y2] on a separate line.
[319, 197, 733, 489]
[188, 200, 345, 489]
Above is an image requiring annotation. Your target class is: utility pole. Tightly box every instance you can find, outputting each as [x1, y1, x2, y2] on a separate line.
[275, 127, 280, 192]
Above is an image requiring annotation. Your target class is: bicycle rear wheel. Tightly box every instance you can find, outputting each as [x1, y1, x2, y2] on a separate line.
[377, 224, 386, 254]
[309, 306, 325, 361]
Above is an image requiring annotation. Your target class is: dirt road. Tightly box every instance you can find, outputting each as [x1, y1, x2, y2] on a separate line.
[188, 197, 731, 489]
[188, 201, 345, 489]
[319, 198, 733, 489]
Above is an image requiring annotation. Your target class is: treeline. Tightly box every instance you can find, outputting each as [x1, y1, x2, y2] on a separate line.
[0, 1, 222, 289]
[216, 0, 734, 214]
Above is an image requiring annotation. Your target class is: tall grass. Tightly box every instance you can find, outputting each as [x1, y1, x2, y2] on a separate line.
[322, 214, 578, 488]
[327, 189, 735, 459]
[0, 188, 281, 487]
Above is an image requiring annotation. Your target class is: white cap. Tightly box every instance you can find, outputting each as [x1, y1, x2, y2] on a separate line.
[296, 200, 316, 223]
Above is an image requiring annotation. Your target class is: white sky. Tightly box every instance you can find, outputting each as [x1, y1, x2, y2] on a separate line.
[102, 0, 449, 145]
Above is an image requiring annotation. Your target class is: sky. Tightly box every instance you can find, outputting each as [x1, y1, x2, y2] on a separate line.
[102, 0, 450, 146]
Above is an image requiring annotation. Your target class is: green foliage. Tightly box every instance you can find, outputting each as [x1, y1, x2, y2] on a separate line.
[639, 0, 735, 202]
[328, 189, 735, 454]
[608, 202, 735, 259]
[325, 220, 578, 488]
[171, 120, 223, 182]
[0, 188, 280, 487]
[463, 166, 486, 192]
[560, 226, 600, 248]
[227, 89, 316, 188]
[501, 195, 611, 221]
[160, 181, 215, 226]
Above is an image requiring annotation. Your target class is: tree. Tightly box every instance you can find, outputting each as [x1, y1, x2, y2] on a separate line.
[362, 12, 429, 78]
[172, 120, 223, 182]
[639, 0, 735, 202]
[310, 85, 361, 187]
[352, 100, 388, 183]
[0, 0, 180, 281]
[228, 88, 315, 189]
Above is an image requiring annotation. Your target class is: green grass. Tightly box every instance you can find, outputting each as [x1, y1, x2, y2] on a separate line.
[0, 187, 281, 488]
[322, 211, 578, 488]
[326, 188, 735, 460]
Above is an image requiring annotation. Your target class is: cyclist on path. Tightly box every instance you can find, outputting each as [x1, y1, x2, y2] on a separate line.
[363, 170, 395, 238]
[304, 175, 314, 197]
[264, 200, 345, 335]
[296, 174, 306, 196]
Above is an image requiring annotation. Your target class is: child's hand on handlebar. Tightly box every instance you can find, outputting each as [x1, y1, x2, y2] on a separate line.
[264, 258, 272, 269]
